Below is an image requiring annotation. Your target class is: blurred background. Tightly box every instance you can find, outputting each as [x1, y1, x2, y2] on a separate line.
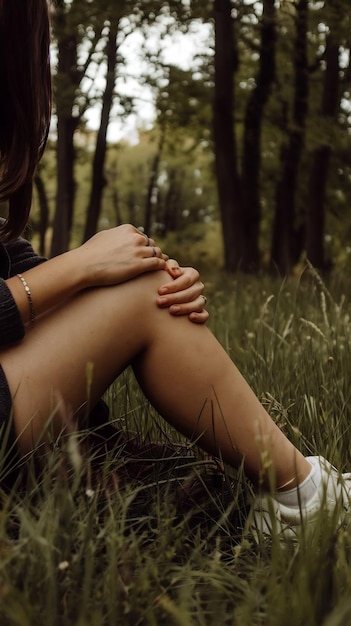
[6, 0, 351, 276]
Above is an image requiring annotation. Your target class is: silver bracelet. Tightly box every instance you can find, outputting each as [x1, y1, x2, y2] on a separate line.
[17, 273, 35, 323]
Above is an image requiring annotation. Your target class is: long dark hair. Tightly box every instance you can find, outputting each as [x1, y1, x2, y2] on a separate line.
[0, 0, 52, 242]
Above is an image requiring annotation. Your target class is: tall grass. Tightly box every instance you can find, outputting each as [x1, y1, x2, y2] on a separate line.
[1, 267, 351, 625]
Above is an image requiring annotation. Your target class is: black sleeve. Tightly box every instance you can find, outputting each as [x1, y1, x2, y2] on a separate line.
[0, 237, 47, 347]
[0, 278, 25, 345]
[5, 237, 47, 277]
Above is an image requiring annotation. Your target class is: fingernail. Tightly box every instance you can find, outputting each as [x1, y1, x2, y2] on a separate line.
[171, 306, 180, 313]
[158, 297, 167, 305]
[159, 287, 168, 295]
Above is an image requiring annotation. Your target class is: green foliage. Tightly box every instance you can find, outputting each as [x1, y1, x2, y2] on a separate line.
[156, 65, 213, 148]
[32, 130, 219, 254]
[41, 0, 351, 268]
[2, 270, 351, 624]
[158, 221, 224, 272]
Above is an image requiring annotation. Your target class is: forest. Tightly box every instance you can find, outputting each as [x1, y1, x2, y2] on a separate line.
[3, 4, 351, 623]
[29, 0, 351, 275]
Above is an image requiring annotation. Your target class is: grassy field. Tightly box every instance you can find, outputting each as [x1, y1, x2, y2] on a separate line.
[1, 266, 351, 625]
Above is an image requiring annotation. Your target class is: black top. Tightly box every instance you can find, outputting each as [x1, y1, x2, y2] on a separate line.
[0, 233, 46, 345]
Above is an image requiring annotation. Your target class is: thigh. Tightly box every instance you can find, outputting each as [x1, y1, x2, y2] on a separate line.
[0, 271, 168, 453]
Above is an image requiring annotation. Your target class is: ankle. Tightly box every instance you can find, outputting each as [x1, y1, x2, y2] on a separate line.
[276, 457, 312, 492]
[275, 458, 322, 508]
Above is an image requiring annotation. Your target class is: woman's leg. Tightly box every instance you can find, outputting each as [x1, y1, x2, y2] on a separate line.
[0, 271, 310, 489]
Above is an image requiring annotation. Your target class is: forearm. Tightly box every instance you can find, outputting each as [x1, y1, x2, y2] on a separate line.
[5, 248, 86, 324]
[3, 224, 208, 329]
[4, 224, 166, 325]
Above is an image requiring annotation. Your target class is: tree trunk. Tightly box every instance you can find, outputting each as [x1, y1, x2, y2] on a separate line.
[143, 125, 166, 235]
[270, 0, 309, 275]
[109, 162, 123, 227]
[213, 0, 243, 272]
[51, 115, 77, 256]
[83, 21, 119, 242]
[162, 168, 180, 234]
[306, 36, 340, 270]
[112, 186, 123, 227]
[50, 18, 79, 257]
[241, 0, 276, 271]
[126, 190, 137, 225]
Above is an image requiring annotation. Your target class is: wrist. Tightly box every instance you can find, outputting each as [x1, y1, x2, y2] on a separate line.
[65, 247, 93, 291]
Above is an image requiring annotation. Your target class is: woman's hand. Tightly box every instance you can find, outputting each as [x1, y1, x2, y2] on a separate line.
[76, 226, 208, 322]
[77, 224, 168, 288]
[156, 259, 209, 324]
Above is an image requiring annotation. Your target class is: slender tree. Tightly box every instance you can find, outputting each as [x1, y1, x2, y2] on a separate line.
[213, 0, 244, 272]
[50, 0, 79, 256]
[83, 18, 119, 242]
[306, 35, 340, 270]
[143, 125, 166, 235]
[51, 0, 106, 256]
[271, 0, 309, 275]
[241, 0, 276, 271]
[305, 0, 350, 269]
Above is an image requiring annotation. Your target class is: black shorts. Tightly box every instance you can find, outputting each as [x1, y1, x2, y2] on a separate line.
[0, 365, 12, 420]
[0, 365, 21, 488]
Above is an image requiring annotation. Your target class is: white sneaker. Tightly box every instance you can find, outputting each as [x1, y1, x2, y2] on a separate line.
[250, 456, 351, 540]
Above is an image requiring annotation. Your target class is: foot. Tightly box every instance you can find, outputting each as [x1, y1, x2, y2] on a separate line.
[250, 456, 351, 540]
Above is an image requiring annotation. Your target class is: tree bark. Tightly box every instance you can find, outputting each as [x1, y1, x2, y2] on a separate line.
[213, 0, 243, 272]
[241, 0, 276, 271]
[51, 114, 77, 256]
[50, 14, 79, 257]
[270, 0, 309, 275]
[306, 36, 340, 270]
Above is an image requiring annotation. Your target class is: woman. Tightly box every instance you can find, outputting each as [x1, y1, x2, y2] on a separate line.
[0, 0, 350, 539]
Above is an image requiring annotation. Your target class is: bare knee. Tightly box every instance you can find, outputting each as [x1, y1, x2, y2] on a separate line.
[110, 270, 171, 318]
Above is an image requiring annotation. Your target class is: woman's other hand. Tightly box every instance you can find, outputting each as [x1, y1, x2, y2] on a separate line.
[156, 259, 209, 324]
